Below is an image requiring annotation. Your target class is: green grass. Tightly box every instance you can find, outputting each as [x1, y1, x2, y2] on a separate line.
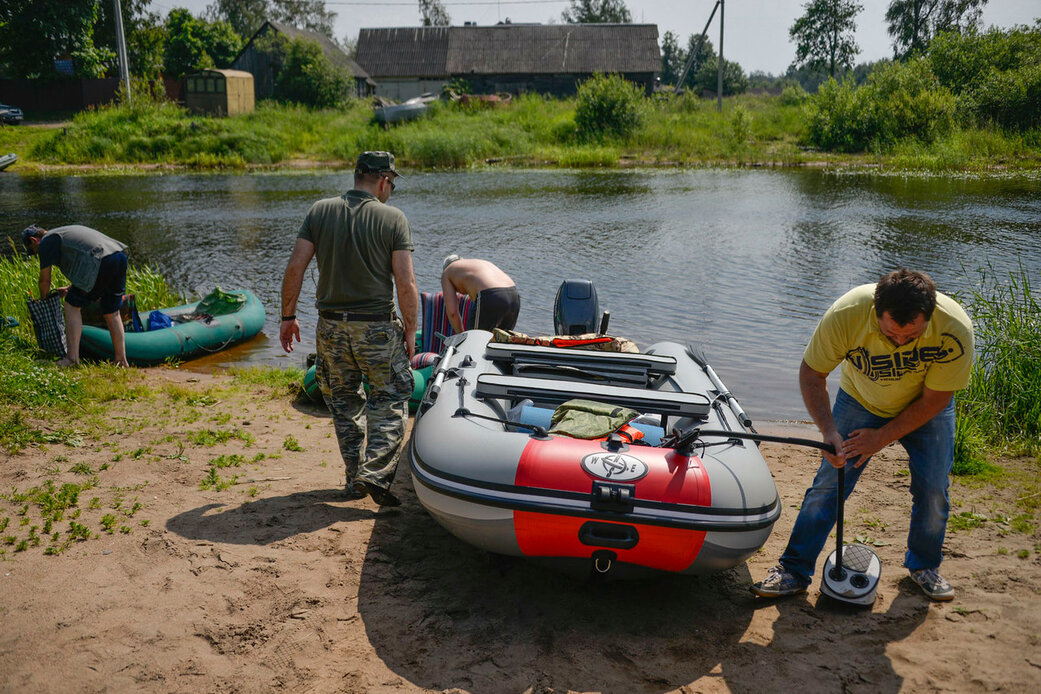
[229, 365, 305, 399]
[6, 93, 1038, 172]
[954, 266, 1041, 473]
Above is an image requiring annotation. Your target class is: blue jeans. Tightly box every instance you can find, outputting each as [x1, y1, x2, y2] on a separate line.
[780, 389, 955, 585]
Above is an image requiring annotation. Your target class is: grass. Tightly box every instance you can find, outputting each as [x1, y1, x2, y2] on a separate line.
[954, 266, 1041, 473]
[5, 93, 1038, 172]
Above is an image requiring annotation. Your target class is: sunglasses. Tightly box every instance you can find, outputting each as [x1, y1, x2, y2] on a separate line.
[381, 174, 396, 191]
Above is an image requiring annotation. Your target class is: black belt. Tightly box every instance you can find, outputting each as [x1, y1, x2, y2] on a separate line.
[319, 310, 394, 322]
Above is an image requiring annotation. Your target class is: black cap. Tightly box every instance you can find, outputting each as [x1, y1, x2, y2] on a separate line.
[355, 151, 400, 177]
[21, 224, 42, 249]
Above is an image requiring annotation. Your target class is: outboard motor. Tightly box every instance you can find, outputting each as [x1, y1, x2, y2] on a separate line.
[554, 280, 609, 335]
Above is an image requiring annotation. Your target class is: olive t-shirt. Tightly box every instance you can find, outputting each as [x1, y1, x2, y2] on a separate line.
[803, 284, 974, 418]
[298, 190, 414, 313]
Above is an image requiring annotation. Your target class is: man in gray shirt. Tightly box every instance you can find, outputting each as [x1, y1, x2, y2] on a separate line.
[23, 224, 130, 367]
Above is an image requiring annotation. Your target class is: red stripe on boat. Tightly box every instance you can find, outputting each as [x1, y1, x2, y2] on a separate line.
[513, 437, 711, 572]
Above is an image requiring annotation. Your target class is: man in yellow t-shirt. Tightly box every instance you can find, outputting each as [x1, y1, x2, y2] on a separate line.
[752, 269, 974, 602]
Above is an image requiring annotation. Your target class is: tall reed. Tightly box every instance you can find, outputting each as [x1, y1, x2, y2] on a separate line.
[954, 266, 1041, 474]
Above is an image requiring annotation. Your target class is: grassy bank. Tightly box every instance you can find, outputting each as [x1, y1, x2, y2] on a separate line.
[5, 93, 1039, 173]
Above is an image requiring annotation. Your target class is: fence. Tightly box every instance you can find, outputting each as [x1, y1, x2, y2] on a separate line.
[0, 78, 183, 114]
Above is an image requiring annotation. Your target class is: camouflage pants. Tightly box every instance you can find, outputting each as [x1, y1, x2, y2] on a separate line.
[315, 317, 412, 491]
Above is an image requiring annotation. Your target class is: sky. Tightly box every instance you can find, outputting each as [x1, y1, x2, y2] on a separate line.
[155, 0, 1039, 75]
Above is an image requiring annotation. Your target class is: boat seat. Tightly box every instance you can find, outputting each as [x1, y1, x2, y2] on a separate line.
[485, 341, 677, 387]
[475, 373, 710, 420]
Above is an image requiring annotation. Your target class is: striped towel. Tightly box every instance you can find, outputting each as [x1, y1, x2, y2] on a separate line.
[411, 291, 475, 368]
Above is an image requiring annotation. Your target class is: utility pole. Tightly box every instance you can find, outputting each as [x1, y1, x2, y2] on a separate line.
[716, 0, 724, 111]
[674, 1, 720, 96]
[113, 0, 132, 104]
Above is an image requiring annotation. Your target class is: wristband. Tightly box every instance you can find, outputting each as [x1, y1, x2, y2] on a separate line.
[280, 315, 296, 322]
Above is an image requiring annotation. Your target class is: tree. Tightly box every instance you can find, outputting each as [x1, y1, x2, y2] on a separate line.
[163, 9, 242, 78]
[205, 0, 337, 40]
[0, 0, 113, 78]
[562, 0, 631, 24]
[659, 31, 683, 86]
[885, 0, 988, 59]
[674, 34, 716, 91]
[789, 0, 863, 79]
[94, 0, 166, 79]
[693, 57, 749, 96]
[419, 0, 451, 26]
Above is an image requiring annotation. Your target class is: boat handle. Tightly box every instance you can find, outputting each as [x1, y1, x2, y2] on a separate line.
[579, 521, 639, 550]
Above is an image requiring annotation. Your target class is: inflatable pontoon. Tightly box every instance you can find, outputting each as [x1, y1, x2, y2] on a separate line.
[408, 322, 781, 578]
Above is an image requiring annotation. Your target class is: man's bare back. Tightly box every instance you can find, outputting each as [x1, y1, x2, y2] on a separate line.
[440, 256, 520, 333]
[441, 257, 515, 299]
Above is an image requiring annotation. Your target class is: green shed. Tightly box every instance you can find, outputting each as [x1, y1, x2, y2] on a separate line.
[184, 69, 255, 116]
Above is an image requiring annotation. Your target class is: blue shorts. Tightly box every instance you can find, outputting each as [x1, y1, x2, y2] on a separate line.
[65, 252, 128, 315]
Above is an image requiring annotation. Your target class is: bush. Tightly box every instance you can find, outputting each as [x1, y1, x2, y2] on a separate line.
[574, 73, 644, 141]
[779, 83, 809, 106]
[968, 63, 1041, 130]
[807, 59, 956, 152]
[274, 38, 351, 109]
[928, 25, 1041, 129]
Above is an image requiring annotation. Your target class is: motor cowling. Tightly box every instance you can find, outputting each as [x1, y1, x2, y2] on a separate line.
[554, 279, 601, 335]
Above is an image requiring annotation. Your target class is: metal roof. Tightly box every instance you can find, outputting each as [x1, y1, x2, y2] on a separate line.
[356, 27, 451, 78]
[356, 24, 660, 78]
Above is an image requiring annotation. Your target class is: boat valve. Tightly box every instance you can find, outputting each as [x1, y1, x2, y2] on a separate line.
[603, 432, 627, 452]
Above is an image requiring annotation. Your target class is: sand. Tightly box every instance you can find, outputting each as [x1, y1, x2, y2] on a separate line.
[1, 368, 1039, 693]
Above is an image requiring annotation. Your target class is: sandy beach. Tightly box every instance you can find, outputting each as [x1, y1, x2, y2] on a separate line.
[1, 367, 1039, 693]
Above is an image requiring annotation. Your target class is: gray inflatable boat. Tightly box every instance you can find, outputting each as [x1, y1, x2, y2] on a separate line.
[408, 329, 781, 579]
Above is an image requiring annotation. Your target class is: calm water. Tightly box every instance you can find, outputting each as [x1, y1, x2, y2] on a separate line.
[3, 168, 1039, 422]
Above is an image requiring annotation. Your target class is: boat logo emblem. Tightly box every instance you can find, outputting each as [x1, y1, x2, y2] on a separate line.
[581, 452, 648, 482]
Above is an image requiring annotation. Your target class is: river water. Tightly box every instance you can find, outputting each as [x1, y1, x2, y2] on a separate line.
[3, 168, 1039, 422]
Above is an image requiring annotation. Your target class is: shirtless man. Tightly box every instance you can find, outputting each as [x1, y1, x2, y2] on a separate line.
[441, 255, 521, 333]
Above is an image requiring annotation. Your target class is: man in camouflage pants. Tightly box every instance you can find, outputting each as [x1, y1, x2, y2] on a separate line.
[280, 151, 418, 506]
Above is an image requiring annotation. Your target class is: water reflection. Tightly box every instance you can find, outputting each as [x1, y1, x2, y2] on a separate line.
[2, 168, 1039, 421]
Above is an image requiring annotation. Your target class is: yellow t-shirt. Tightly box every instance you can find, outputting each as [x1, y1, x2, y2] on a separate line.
[803, 284, 974, 418]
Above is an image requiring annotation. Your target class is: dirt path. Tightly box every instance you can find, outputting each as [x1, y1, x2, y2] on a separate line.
[1, 369, 1039, 692]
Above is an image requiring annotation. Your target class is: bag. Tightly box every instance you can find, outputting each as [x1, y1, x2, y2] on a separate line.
[195, 287, 245, 317]
[148, 310, 172, 331]
[26, 293, 67, 357]
[548, 399, 639, 439]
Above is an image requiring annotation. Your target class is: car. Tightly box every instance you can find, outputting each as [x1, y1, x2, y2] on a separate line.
[0, 103, 24, 125]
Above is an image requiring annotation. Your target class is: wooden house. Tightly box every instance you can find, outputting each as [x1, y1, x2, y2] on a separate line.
[184, 69, 254, 116]
[233, 21, 376, 100]
[356, 23, 660, 101]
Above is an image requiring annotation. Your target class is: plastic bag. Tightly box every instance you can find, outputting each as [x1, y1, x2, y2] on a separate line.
[195, 287, 245, 317]
[26, 293, 67, 357]
[148, 310, 173, 331]
[548, 399, 639, 439]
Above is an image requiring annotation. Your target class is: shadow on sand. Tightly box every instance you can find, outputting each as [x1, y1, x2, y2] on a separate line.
[166, 489, 375, 545]
[354, 461, 931, 693]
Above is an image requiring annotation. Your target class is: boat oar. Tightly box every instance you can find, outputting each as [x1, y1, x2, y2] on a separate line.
[686, 344, 753, 429]
[424, 332, 468, 404]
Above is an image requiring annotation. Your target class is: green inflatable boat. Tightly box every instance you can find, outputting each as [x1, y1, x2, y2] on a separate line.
[302, 363, 432, 414]
[80, 290, 266, 365]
